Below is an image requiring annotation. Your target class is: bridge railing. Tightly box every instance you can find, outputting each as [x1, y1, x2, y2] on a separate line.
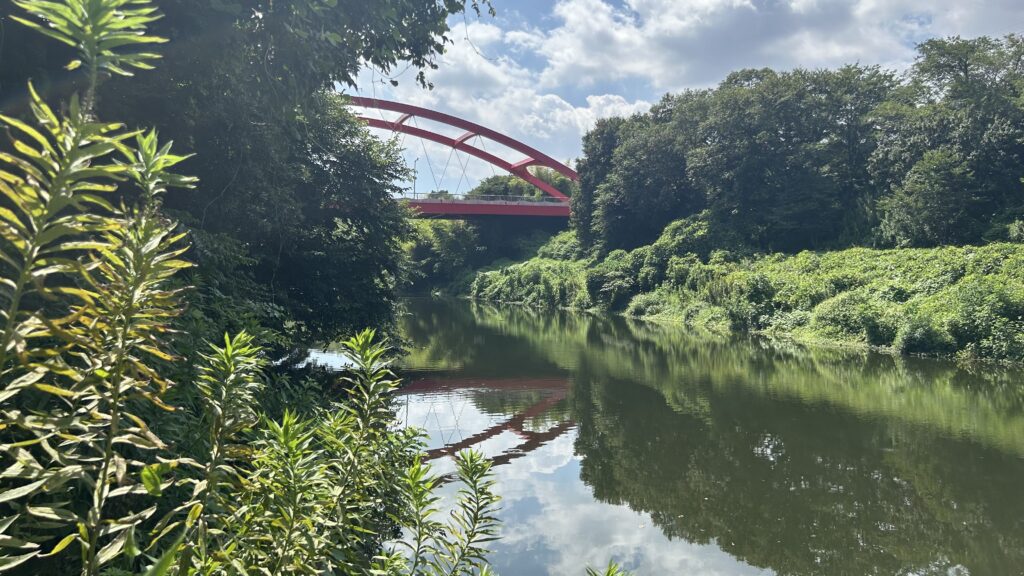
[401, 192, 569, 204]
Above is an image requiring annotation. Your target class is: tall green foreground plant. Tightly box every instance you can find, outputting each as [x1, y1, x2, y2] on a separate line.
[11, 0, 166, 113]
[171, 329, 628, 576]
[163, 330, 498, 576]
[0, 0, 632, 574]
[0, 0, 190, 573]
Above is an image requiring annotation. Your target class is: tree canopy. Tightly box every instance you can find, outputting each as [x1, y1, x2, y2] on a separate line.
[467, 168, 578, 200]
[0, 0, 493, 354]
[570, 35, 1024, 255]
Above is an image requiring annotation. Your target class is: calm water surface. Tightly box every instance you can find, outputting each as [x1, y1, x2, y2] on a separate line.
[394, 297, 1024, 576]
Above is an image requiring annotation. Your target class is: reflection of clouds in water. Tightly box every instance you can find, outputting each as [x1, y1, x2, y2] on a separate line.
[499, 432, 577, 479]
[401, 391, 496, 446]
[491, 433, 771, 576]
[403, 389, 770, 576]
[303, 350, 354, 370]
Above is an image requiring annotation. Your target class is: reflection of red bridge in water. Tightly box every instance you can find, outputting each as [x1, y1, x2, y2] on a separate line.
[397, 377, 574, 476]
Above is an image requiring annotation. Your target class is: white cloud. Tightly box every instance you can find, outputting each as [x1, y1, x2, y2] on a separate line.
[348, 0, 1024, 195]
[351, 20, 651, 194]
[522, 0, 1024, 90]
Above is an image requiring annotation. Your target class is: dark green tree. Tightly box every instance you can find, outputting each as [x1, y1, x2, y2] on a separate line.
[878, 147, 979, 246]
[0, 0, 494, 356]
[814, 65, 898, 239]
[594, 120, 702, 251]
[468, 168, 577, 201]
[573, 117, 625, 251]
[687, 68, 844, 251]
[872, 35, 1024, 246]
[269, 94, 413, 340]
[406, 220, 480, 291]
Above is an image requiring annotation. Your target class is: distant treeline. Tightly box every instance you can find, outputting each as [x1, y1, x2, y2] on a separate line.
[570, 35, 1024, 255]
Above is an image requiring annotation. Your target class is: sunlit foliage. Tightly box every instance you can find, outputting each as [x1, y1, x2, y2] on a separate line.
[567, 37, 1023, 254]
[0, 1, 634, 575]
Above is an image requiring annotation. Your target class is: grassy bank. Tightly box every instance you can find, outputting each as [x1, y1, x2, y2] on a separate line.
[469, 231, 1024, 363]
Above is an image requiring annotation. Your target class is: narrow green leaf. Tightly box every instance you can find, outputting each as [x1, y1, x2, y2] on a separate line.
[0, 115, 54, 156]
[8, 16, 76, 47]
[142, 532, 183, 576]
[0, 478, 46, 503]
[39, 533, 77, 557]
[0, 534, 39, 550]
[26, 506, 79, 523]
[124, 526, 141, 559]
[33, 383, 78, 398]
[185, 503, 202, 528]
[6, 369, 46, 392]
[140, 464, 162, 496]
[96, 528, 129, 566]
[0, 551, 38, 572]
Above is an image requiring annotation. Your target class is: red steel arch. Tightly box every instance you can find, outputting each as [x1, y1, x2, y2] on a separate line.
[349, 97, 577, 202]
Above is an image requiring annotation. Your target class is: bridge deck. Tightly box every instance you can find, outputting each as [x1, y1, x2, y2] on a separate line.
[405, 197, 571, 218]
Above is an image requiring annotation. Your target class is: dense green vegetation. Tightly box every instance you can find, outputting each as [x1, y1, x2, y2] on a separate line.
[466, 168, 578, 201]
[0, 0, 628, 574]
[472, 236, 1024, 361]
[0, 0, 504, 358]
[2, 0, 1020, 568]
[0, 1, 500, 573]
[570, 37, 1024, 253]
[470, 35, 1024, 363]
[405, 219, 557, 294]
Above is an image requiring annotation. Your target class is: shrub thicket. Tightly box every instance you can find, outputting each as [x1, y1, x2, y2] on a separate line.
[471, 231, 1024, 362]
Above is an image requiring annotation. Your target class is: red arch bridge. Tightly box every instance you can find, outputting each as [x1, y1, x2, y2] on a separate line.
[350, 97, 574, 218]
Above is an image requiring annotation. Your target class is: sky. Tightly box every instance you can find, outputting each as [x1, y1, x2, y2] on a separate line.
[349, 0, 1024, 196]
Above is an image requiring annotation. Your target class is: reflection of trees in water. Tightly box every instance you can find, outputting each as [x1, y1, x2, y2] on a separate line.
[399, 298, 482, 371]
[399, 298, 566, 378]
[571, 373, 1024, 575]
[468, 301, 1024, 455]
[403, 299, 1024, 575]
[470, 389, 571, 430]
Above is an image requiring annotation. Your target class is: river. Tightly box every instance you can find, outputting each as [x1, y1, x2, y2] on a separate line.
[393, 297, 1024, 575]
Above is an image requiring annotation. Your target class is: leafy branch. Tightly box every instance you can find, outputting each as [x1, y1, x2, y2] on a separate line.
[12, 0, 167, 112]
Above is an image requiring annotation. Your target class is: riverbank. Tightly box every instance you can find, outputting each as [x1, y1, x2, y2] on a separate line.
[468, 234, 1024, 363]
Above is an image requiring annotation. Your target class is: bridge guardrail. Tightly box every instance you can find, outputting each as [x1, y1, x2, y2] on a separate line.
[400, 193, 569, 204]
